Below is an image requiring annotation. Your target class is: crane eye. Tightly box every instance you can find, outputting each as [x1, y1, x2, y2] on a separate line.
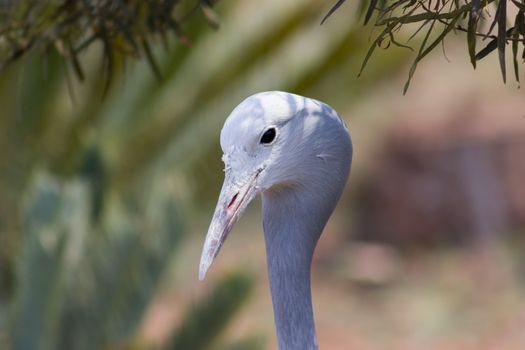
[260, 127, 276, 144]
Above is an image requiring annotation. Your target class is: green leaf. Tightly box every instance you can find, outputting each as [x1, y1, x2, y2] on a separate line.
[483, 0, 500, 40]
[517, 9, 525, 44]
[475, 37, 498, 59]
[359, 22, 398, 76]
[497, 0, 507, 83]
[475, 27, 514, 60]
[321, 0, 347, 25]
[364, 0, 379, 25]
[419, 16, 460, 59]
[512, 11, 523, 82]
[404, 19, 436, 94]
[468, 3, 480, 67]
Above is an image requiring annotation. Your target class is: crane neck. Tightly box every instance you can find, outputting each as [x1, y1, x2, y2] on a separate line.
[262, 185, 337, 350]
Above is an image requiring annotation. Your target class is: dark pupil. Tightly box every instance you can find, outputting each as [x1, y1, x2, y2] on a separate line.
[260, 128, 276, 144]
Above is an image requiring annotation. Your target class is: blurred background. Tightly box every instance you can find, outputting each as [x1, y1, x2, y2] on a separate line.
[1, 0, 524, 349]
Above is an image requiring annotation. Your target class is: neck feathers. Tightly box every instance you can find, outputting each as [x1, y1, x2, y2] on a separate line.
[262, 186, 338, 350]
[260, 121, 351, 350]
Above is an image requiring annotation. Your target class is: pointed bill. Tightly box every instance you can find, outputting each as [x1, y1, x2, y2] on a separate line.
[199, 169, 261, 280]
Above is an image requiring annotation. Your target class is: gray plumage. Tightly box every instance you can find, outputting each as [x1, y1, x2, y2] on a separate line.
[199, 91, 352, 350]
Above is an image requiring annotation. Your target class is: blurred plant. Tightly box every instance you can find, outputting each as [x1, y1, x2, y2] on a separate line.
[0, 0, 412, 348]
[324, 0, 525, 91]
[0, 0, 219, 93]
[6, 169, 254, 350]
[11, 170, 171, 349]
[169, 272, 255, 350]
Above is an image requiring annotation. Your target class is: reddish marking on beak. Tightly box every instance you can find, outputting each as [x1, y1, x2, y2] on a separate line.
[228, 193, 238, 209]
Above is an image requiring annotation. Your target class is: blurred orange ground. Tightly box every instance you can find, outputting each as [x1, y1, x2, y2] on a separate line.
[142, 211, 525, 350]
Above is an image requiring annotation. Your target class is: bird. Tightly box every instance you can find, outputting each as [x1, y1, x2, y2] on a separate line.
[199, 91, 352, 350]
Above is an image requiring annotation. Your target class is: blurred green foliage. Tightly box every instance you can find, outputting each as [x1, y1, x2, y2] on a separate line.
[0, 0, 411, 349]
[11, 171, 184, 349]
[0, 0, 220, 90]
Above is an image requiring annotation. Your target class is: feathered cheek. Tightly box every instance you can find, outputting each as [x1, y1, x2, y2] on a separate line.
[259, 163, 290, 191]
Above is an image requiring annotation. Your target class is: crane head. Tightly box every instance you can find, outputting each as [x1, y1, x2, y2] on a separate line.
[199, 91, 351, 280]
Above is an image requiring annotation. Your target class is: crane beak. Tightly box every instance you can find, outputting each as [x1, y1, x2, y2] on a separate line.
[199, 170, 261, 280]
